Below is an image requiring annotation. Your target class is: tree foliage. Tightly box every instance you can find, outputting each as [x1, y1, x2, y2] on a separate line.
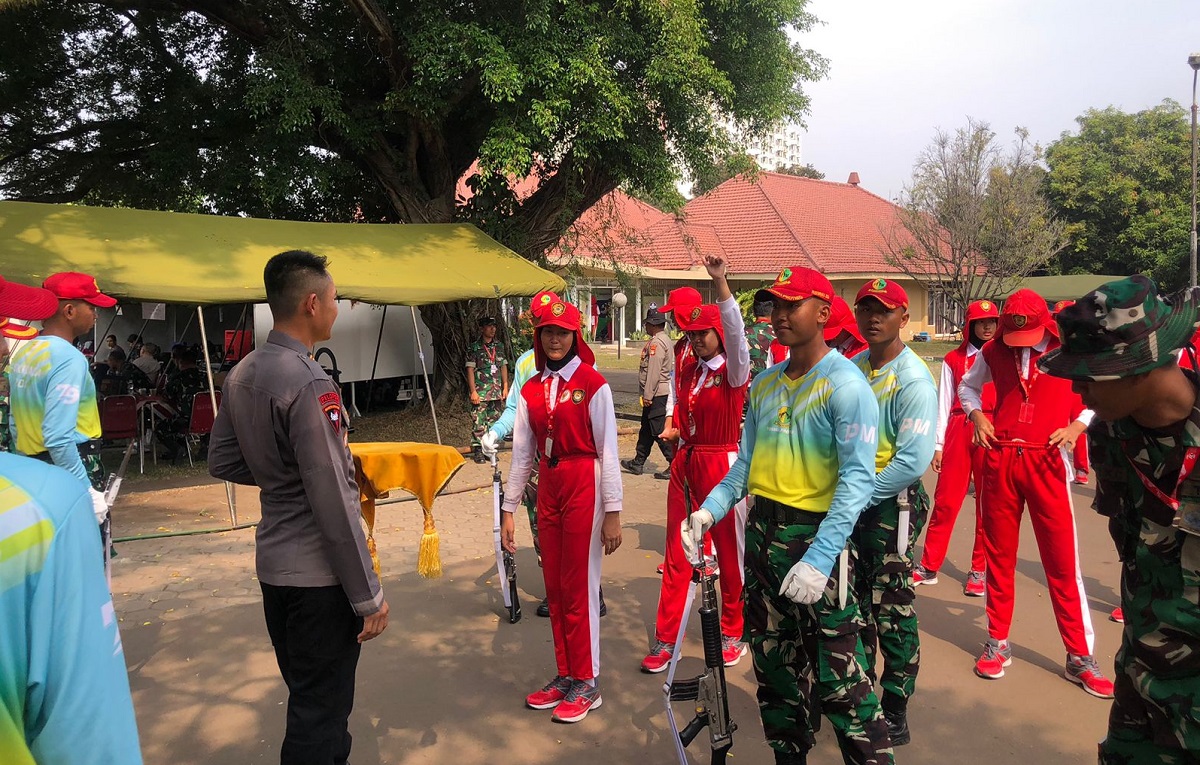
[689, 151, 761, 197]
[1043, 101, 1191, 289]
[775, 162, 824, 180]
[882, 118, 1067, 324]
[0, 0, 827, 396]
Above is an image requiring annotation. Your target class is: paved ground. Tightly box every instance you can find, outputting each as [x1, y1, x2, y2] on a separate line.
[112, 434, 1121, 764]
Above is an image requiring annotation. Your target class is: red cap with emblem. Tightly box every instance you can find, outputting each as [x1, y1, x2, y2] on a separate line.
[534, 299, 595, 367]
[1051, 299, 1074, 316]
[855, 278, 908, 310]
[822, 296, 864, 343]
[965, 299, 1000, 323]
[755, 266, 834, 304]
[42, 272, 117, 308]
[998, 288, 1056, 347]
[679, 304, 726, 347]
[660, 287, 703, 316]
[529, 290, 560, 319]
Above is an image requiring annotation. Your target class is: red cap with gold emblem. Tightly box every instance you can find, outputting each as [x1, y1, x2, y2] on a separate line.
[534, 298, 595, 367]
[42, 272, 117, 308]
[755, 266, 834, 305]
[660, 287, 703, 316]
[998, 288, 1056, 347]
[965, 299, 1000, 323]
[1051, 299, 1074, 316]
[679, 304, 726, 347]
[855, 278, 909, 310]
[529, 290, 560, 319]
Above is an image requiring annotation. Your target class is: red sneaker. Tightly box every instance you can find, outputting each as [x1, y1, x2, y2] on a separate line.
[656, 561, 665, 575]
[1065, 654, 1114, 699]
[963, 570, 985, 597]
[913, 564, 938, 586]
[525, 675, 572, 709]
[721, 635, 747, 667]
[640, 640, 675, 673]
[974, 639, 1012, 679]
[551, 680, 603, 723]
[1074, 470, 1089, 485]
[1109, 607, 1124, 623]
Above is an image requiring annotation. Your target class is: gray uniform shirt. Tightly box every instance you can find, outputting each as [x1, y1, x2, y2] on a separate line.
[208, 329, 383, 616]
[639, 330, 673, 401]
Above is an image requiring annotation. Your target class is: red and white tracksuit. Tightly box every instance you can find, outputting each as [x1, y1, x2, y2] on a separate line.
[1070, 401, 1089, 476]
[959, 337, 1096, 656]
[655, 298, 750, 645]
[921, 341, 992, 575]
[504, 356, 622, 681]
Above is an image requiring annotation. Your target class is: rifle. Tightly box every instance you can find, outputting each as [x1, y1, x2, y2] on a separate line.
[491, 453, 521, 623]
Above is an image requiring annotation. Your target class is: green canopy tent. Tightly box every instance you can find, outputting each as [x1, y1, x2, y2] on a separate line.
[0, 201, 565, 524]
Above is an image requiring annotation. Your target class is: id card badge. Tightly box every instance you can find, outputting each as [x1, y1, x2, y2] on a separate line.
[1175, 481, 1200, 537]
[490, 364, 498, 375]
[544, 437, 554, 460]
[1018, 401, 1035, 424]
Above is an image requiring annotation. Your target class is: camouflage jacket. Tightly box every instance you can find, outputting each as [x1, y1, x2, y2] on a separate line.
[745, 318, 776, 380]
[466, 339, 507, 401]
[1090, 372, 1200, 678]
[165, 367, 210, 422]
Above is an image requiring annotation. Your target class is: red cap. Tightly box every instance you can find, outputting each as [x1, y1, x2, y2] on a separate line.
[42, 272, 117, 308]
[1051, 299, 1074, 316]
[678, 304, 726, 346]
[755, 266, 834, 304]
[0, 275, 58, 322]
[855, 278, 908, 310]
[529, 290, 560, 319]
[965, 299, 1000, 323]
[660, 287, 703, 315]
[822, 296, 864, 343]
[534, 299, 595, 367]
[998, 288, 1055, 347]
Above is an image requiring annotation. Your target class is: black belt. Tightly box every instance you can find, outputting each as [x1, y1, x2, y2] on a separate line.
[749, 495, 827, 526]
[29, 439, 102, 463]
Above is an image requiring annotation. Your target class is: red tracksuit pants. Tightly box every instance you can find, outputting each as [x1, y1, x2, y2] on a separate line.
[538, 456, 606, 681]
[654, 444, 748, 644]
[921, 412, 986, 574]
[980, 443, 1095, 656]
[1073, 435, 1089, 475]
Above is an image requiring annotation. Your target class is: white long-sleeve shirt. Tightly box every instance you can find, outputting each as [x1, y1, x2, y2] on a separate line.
[502, 355, 623, 514]
[934, 343, 981, 450]
[958, 337, 1094, 428]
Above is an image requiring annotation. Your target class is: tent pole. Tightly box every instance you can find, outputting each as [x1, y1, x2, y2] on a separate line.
[365, 305, 387, 415]
[197, 306, 237, 526]
[410, 306, 441, 445]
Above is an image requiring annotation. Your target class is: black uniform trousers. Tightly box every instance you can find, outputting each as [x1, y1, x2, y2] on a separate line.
[634, 394, 676, 464]
[261, 583, 363, 765]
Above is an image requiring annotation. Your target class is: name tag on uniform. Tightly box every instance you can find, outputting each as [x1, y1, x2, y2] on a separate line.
[544, 437, 554, 460]
[1018, 401, 1034, 424]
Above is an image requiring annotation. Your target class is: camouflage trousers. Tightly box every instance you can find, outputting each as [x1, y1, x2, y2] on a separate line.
[1098, 525, 1200, 764]
[744, 499, 894, 763]
[851, 482, 930, 702]
[471, 399, 504, 448]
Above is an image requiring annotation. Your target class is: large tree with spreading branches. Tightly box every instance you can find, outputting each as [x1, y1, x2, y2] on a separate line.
[0, 0, 827, 397]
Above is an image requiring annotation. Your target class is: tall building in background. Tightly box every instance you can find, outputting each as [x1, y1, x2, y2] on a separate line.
[677, 119, 805, 197]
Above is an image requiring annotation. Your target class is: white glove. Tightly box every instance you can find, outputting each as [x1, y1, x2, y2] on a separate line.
[779, 560, 828, 605]
[480, 430, 500, 458]
[680, 509, 714, 564]
[88, 487, 109, 525]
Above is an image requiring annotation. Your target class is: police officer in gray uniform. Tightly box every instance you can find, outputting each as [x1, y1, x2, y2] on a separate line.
[209, 250, 388, 765]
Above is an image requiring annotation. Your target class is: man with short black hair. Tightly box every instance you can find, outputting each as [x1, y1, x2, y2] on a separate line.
[209, 249, 387, 765]
[467, 315, 508, 463]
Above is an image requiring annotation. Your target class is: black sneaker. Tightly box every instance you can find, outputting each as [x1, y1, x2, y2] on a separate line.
[536, 597, 550, 618]
[654, 470, 670, 480]
[620, 459, 645, 475]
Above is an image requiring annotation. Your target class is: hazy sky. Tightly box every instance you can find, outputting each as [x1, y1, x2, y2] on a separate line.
[798, 0, 1199, 201]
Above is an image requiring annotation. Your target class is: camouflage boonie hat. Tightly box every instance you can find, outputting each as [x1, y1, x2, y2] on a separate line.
[1038, 275, 1200, 382]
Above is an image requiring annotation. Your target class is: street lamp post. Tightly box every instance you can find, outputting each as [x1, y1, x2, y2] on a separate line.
[1190, 53, 1200, 287]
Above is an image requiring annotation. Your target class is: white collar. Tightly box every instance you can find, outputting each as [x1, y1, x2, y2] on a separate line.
[699, 353, 725, 371]
[965, 343, 981, 358]
[540, 355, 582, 382]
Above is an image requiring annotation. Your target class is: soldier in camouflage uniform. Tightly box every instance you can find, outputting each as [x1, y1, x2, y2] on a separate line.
[686, 265, 893, 765]
[746, 299, 778, 380]
[155, 346, 211, 460]
[1039, 275, 1200, 765]
[848, 279, 937, 746]
[466, 316, 508, 463]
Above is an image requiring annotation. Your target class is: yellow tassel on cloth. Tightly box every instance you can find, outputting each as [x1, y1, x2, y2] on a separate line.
[417, 506, 442, 578]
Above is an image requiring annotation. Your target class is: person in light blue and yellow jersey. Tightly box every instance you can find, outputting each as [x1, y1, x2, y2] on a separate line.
[684, 265, 893, 765]
[849, 278, 937, 748]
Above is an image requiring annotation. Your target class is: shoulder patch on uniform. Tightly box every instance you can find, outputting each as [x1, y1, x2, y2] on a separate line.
[320, 391, 342, 434]
[571, 389, 585, 404]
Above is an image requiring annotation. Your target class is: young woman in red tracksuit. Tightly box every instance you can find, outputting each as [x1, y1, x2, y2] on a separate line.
[641, 254, 752, 673]
[957, 289, 1113, 698]
[500, 299, 623, 723]
[914, 299, 999, 596]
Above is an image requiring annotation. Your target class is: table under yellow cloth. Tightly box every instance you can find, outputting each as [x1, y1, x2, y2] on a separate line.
[348, 442, 465, 578]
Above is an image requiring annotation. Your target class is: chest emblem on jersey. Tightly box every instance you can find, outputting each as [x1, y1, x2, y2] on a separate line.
[558, 389, 572, 404]
[571, 389, 585, 404]
[1012, 314, 1027, 328]
[708, 373, 722, 388]
[776, 406, 791, 428]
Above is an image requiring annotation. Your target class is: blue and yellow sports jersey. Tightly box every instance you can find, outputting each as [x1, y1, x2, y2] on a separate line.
[489, 348, 538, 441]
[702, 350, 879, 575]
[6, 336, 101, 487]
[0, 454, 142, 764]
[851, 346, 938, 505]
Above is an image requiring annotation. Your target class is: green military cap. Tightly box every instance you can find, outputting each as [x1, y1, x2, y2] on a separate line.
[1038, 274, 1200, 382]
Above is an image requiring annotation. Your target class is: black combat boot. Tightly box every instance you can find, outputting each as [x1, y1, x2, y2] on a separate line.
[881, 692, 910, 746]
